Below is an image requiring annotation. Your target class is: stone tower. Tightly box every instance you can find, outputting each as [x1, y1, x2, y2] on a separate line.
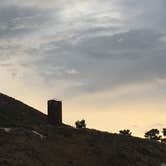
[47, 99, 62, 126]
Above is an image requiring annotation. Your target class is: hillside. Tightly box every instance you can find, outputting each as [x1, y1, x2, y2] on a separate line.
[0, 93, 48, 132]
[0, 93, 166, 166]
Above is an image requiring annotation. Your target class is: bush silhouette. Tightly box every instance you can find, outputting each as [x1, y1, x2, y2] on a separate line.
[144, 129, 161, 141]
[162, 128, 166, 137]
[75, 119, 86, 129]
[119, 129, 132, 136]
[161, 128, 166, 143]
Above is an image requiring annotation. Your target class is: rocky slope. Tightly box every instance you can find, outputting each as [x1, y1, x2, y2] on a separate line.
[0, 93, 166, 166]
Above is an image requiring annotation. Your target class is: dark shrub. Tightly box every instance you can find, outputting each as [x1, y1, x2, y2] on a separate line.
[144, 129, 161, 141]
[75, 119, 86, 129]
[119, 129, 132, 136]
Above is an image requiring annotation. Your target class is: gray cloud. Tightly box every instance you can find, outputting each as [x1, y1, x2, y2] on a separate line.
[0, 0, 166, 99]
[26, 28, 166, 96]
[0, 5, 53, 39]
[74, 29, 164, 58]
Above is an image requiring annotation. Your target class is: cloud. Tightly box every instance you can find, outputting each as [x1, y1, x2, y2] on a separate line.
[0, 0, 166, 101]
[25, 28, 166, 98]
[74, 29, 164, 58]
[0, 5, 53, 39]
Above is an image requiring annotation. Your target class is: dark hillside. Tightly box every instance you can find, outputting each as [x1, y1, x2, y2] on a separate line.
[1, 126, 166, 166]
[0, 93, 47, 130]
[0, 93, 166, 166]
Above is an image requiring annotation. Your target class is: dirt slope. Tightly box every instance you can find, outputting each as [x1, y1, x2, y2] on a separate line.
[0, 93, 166, 166]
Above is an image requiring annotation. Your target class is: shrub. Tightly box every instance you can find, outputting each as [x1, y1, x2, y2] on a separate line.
[75, 119, 86, 129]
[161, 128, 166, 143]
[144, 129, 161, 141]
[162, 128, 166, 137]
[119, 129, 132, 136]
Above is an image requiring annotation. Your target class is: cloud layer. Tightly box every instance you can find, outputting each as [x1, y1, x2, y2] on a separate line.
[0, 0, 166, 135]
[1, 0, 166, 96]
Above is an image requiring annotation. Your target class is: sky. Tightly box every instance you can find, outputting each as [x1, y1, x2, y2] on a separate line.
[0, 0, 166, 137]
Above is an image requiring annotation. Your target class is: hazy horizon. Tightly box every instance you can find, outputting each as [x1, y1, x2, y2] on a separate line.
[0, 0, 166, 137]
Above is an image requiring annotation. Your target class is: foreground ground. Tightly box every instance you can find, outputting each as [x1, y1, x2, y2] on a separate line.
[0, 93, 166, 166]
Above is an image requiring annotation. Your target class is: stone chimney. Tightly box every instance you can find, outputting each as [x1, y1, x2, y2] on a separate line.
[47, 99, 62, 126]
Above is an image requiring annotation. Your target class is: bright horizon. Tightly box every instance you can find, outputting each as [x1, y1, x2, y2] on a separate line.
[1, 0, 166, 137]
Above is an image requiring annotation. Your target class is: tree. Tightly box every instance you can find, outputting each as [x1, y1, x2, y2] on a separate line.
[144, 129, 161, 141]
[75, 119, 86, 129]
[162, 128, 166, 137]
[119, 129, 132, 136]
[161, 128, 166, 143]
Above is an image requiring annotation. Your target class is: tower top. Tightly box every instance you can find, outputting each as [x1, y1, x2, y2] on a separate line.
[48, 98, 61, 102]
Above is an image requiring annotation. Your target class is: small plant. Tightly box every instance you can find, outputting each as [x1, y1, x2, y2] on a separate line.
[75, 119, 86, 129]
[161, 128, 166, 143]
[119, 129, 132, 136]
[144, 129, 161, 141]
[162, 128, 166, 137]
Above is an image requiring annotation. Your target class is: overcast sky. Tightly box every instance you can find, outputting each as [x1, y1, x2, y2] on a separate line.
[0, 0, 166, 136]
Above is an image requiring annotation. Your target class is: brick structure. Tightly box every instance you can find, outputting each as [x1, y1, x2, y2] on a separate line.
[47, 99, 62, 126]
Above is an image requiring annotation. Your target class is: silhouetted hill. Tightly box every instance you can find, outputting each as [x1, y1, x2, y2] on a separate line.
[0, 93, 47, 131]
[0, 93, 166, 166]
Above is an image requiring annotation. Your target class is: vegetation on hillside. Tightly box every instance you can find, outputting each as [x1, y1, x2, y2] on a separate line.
[1, 92, 166, 165]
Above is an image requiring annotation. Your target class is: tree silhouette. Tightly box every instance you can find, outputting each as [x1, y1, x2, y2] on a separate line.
[144, 129, 161, 141]
[75, 119, 86, 129]
[119, 129, 132, 136]
[161, 128, 166, 143]
[162, 128, 166, 137]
